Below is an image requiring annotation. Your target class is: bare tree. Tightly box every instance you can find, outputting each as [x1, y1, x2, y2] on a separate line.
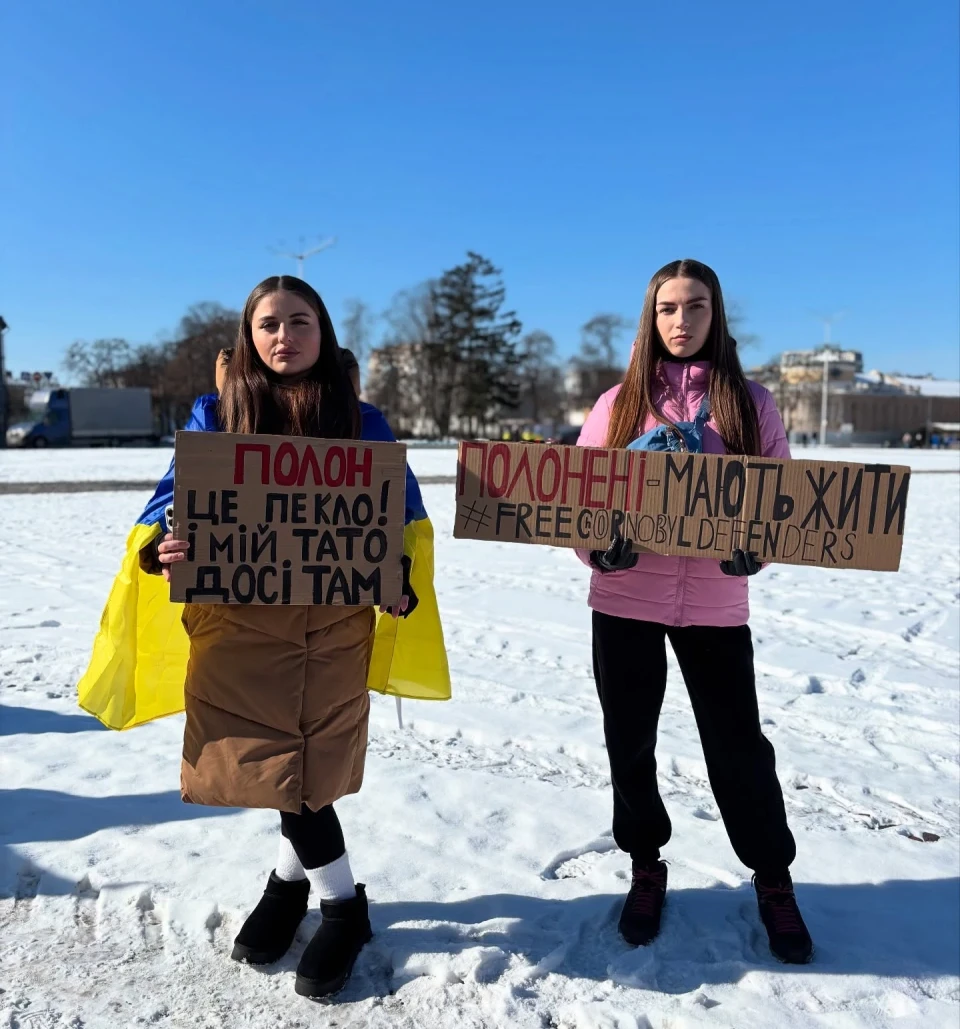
[725, 300, 760, 349]
[365, 346, 413, 434]
[340, 299, 375, 365]
[567, 313, 632, 412]
[62, 338, 132, 387]
[516, 330, 564, 425]
[365, 283, 438, 434]
[578, 314, 632, 367]
[162, 303, 239, 412]
[382, 283, 436, 349]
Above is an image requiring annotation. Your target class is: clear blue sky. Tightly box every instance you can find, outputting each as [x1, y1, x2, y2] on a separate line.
[2, 0, 958, 380]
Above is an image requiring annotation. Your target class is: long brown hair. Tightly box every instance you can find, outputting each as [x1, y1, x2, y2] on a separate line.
[605, 259, 760, 456]
[219, 276, 360, 440]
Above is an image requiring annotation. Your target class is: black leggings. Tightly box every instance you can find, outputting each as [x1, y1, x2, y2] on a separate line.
[279, 804, 346, 870]
[592, 610, 796, 876]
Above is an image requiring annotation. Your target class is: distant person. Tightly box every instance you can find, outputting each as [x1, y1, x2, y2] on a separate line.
[575, 259, 813, 965]
[339, 347, 361, 396]
[77, 275, 450, 1000]
[930, 432, 941, 450]
[902, 432, 912, 448]
[215, 347, 232, 392]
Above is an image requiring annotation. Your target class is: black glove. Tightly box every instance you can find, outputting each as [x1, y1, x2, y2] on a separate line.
[590, 532, 639, 574]
[384, 555, 419, 618]
[720, 549, 762, 576]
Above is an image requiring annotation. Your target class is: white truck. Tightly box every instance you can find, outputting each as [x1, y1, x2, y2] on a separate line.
[5, 387, 158, 447]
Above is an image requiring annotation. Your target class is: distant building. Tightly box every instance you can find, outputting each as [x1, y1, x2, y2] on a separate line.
[780, 346, 863, 385]
[748, 346, 960, 445]
[564, 362, 623, 427]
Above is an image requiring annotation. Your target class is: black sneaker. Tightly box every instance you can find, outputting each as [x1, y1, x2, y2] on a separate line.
[754, 872, 814, 964]
[618, 860, 668, 946]
[231, 871, 310, 965]
[295, 884, 373, 998]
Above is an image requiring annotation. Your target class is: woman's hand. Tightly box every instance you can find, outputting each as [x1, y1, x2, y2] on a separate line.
[719, 549, 762, 576]
[380, 555, 419, 619]
[380, 595, 410, 619]
[590, 531, 639, 574]
[157, 533, 190, 583]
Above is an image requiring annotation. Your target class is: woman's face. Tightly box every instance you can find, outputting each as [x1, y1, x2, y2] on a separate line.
[250, 290, 321, 376]
[655, 277, 713, 359]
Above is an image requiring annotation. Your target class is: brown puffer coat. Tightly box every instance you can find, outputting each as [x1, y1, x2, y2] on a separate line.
[179, 602, 375, 813]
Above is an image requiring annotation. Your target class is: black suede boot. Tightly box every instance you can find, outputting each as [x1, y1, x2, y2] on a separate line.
[618, 860, 668, 946]
[231, 871, 310, 965]
[294, 884, 372, 998]
[754, 871, 814, 964]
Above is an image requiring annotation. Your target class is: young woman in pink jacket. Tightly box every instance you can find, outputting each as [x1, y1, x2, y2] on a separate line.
[577, 259, 813, 964]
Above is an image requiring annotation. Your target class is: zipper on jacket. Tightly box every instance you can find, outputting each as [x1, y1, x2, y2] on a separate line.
[673, 364, 691, 625]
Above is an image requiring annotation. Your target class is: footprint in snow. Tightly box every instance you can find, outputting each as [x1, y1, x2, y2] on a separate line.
[73, 875, 101, 934]
[541, 834, 618, 880]
[14, 869, 40, 903]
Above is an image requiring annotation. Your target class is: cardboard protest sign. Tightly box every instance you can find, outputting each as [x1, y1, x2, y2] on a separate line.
[455, 441, 910, 572]
[170, 432, 407, 606]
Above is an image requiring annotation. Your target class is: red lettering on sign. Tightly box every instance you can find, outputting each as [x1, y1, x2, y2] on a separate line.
[324, 447, 346, 487]
[346, 446, 373, 488]
[583, 449, 608, 508]
[234, 443, 270, 485]
[561, 446, 587, 505]
[273, 442, 300, 486]
[606, 449, 631, 510]
[486, 443, 511, 498]
[297, 447, 324, 486]
[634, 452, 647, 511]
[458, 441, 488, 496]
[507, 448, 536, 498]
[536, 448, 562, 502]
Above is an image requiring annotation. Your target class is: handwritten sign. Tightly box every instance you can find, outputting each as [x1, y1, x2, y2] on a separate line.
[455, 441, 910, 572]
[170, 432, 407, 605]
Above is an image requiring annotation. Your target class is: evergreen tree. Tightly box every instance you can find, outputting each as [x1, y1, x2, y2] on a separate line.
[425, 252, 522, 437]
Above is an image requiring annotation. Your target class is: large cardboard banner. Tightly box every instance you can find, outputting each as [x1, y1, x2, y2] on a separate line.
[455, 441, 910, 572]
[170, 432, 407, 606]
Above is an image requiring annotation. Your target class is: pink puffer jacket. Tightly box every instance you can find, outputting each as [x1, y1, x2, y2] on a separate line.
[576, 360, 790, 627]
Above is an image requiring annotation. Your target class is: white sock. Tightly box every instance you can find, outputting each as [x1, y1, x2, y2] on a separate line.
[305, 853, 356, 902]
[275, 836, 306, 882]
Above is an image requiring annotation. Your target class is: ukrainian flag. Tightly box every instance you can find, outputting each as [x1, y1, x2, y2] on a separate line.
[77, 395, 451, 730]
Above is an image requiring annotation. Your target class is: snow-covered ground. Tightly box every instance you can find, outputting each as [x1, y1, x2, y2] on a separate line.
[0, 445, 461, 484]
[1, 460, 958, 1028]
[0, 444, 958, 484]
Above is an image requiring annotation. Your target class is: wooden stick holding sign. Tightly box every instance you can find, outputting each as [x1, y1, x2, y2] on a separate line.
[170, 431, 408, 606]
[454, 441, 911, 573]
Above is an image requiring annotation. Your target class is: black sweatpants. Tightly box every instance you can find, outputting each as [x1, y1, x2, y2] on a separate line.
[279, 804, 346, 870]
[592, 610, 796, 876]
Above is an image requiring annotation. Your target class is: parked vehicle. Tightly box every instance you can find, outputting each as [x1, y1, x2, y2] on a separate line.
[5, 388, 158, 447]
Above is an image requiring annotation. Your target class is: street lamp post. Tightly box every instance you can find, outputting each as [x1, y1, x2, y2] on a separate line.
[819, 349, 830, 447]
[0, 316, 9, 448]
[270, 236, 336, 280]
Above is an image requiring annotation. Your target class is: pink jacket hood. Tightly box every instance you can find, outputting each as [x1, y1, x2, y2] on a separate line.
[576, 360, 790, 627]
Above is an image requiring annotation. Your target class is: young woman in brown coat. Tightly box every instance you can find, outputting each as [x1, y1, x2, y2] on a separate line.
[153, 275, 419, 999]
